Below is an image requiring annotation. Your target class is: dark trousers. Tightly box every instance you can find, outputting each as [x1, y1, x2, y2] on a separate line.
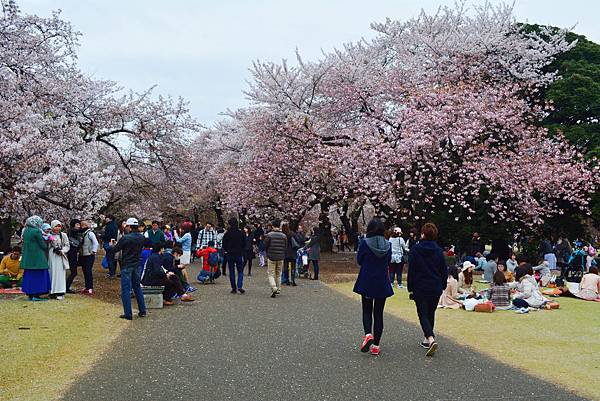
[309, 260, 319, 280]
[227, 255, 244, 290]
[244, 255, 253, 275]
[362, 296, 386, 345]
[413, 294, 440, 339]
[512, 298, 529, 308]
[80, 254, 95, 290]
[66, 251, 79, 291]
[284, 258, 296, 283]
[104, 244, 117, 276]
[389, 262, 403, 285]
[156, 275, 185, 300]
[175, 269, 188, 288]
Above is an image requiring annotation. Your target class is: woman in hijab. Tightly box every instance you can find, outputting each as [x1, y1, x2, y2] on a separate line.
[353, 218, 393, 356]
[20, 216, 51, 301]
[48, 220, 70, 300]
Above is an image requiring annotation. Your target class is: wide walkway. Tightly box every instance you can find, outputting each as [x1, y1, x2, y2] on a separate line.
[63, 264, 587, 401]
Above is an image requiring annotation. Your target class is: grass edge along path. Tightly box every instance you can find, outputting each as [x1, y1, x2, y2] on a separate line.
[329, 281, 600, 401]
[0, 296, 127, 401]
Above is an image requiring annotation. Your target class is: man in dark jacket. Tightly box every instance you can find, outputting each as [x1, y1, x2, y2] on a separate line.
[110, 218, 146, 320]
[102, 216, 119, 279]
[407, 223, 447, 356]
[265, 218, 287, 298]
[222, 217, 246, 294]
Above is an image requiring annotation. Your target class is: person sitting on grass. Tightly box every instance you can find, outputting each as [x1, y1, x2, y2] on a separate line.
[474, 252, 486, 271]
[560, 266, 600, 301]
[506, 253, 518, 273]
[438, 266, 463, 309]
[482, 254, 498, 283]
[511, 264, 548, 310]
[141, 243, 194, 305]
[532, 260, 551, 287]
[497, 262, 513, 283]
[458, 261, 476, 296]
[0, 246, 23, 288]
[196, 240, 220, 284]
[489, 270, 511, 310]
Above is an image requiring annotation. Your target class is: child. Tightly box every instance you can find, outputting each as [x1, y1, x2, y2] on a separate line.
[497, 262, 513, 283]
[489, 270, 511, 310]
[196, 241, 220, 284]
[533, 260, 551, 287]
[257, 235, 266, 267]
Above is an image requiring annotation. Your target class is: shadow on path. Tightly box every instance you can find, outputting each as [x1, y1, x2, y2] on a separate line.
[62, 265, 588, 401]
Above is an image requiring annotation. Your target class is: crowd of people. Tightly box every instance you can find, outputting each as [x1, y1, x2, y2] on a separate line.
[1, 214, 325, 317]
[351, 221, 600, 358]
[3, 213, 599, 357]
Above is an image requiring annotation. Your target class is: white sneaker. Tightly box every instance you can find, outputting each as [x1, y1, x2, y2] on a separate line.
[56, 296, 64, 300]
[397, 284, 403, 289]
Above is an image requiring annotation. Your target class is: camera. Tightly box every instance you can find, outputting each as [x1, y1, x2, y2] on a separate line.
[53, 246, 63, 255]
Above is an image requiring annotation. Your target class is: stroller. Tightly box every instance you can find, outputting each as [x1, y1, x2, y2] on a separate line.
[297, 248, 309, 278]
[557, 249, 586, 285]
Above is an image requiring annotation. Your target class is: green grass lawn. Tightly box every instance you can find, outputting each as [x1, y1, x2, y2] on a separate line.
[330, 281, 600, 401]
[0, 296, 126, 401]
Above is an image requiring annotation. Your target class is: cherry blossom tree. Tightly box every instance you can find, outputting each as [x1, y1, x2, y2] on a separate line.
[215, 1, 599, 234]
[0, 0, 200, 241]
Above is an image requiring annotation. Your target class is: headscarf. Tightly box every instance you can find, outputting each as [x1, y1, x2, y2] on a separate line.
[26, 215, 43, 229]
[51, 220, 62, 229]
[41, 223, 51, 231]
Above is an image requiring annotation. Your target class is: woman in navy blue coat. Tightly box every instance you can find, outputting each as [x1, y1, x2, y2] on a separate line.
[407, 222, 447, 357]
[353, 218, 393, 356]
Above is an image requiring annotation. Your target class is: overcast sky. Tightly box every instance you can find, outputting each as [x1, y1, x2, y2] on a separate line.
[18, 0, 600, 126]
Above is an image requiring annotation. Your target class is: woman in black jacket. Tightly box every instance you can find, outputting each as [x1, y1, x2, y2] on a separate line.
[243, 226, 255, 276]
[407, 223, 447, 357]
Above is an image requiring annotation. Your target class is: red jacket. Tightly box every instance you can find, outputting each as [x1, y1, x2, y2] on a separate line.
[197, 247, 218, 272]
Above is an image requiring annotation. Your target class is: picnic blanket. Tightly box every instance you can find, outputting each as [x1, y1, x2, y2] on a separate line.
[0, 288, 24, 294]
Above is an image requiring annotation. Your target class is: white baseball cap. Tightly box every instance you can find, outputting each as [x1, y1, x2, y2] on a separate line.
[126, 217, 139, 226]
[393, 227, 402, 234]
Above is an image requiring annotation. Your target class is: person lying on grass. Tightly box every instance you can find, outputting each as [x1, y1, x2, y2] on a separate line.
[559, 266, 600, 301]
[141, 243, 194, 305]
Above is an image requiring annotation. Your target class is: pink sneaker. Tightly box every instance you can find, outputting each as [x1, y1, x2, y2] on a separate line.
[370, 345, 380, 356]
[360, 334, 374, 353]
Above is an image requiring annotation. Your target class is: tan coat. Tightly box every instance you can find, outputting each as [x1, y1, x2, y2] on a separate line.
[438, 277, 463, 309]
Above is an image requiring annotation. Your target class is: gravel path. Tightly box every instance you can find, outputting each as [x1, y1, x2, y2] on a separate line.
[62, 264, 588, 401]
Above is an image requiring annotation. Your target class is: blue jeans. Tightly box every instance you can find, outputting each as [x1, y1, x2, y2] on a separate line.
[104, 243, 117, 276]
[120, 265, 146, 318]
[227, 255, 244, 290]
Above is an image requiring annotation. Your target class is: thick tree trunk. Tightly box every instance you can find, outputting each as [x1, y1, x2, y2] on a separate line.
[0, 218, 13, 254]
[213, 205, 225, 228]
[318, 202, 333, 252]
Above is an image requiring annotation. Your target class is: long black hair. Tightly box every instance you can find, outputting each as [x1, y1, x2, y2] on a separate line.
[366, 218, 385, 238]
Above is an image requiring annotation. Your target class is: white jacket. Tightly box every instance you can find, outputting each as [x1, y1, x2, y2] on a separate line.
[388, 237, 407, 263]
[512, 275, 547, 307]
